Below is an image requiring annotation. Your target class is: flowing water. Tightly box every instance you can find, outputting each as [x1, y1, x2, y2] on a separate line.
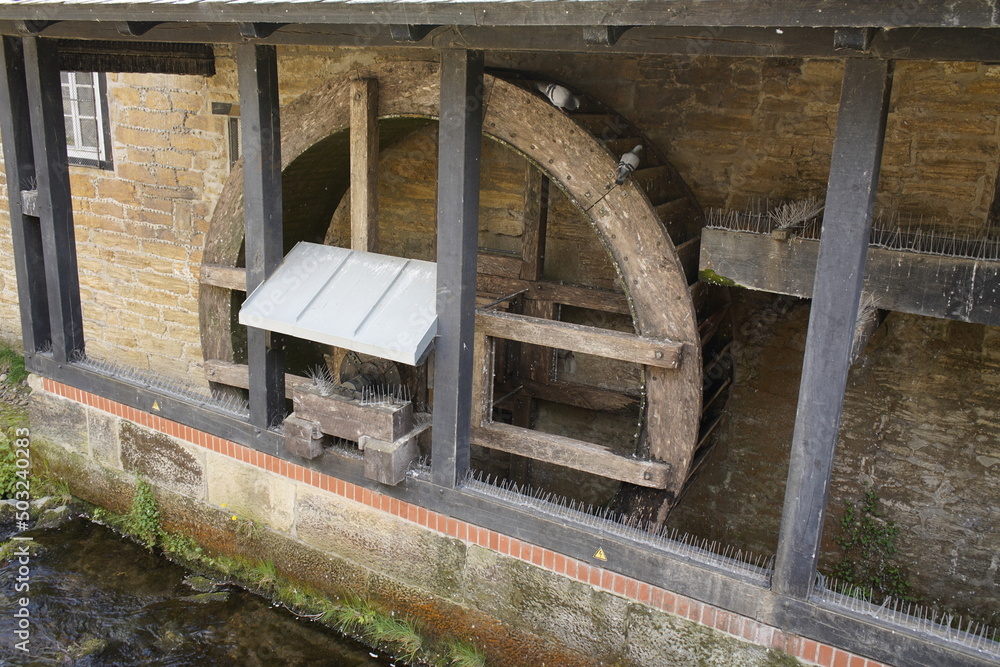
[0, 518, 394, 666]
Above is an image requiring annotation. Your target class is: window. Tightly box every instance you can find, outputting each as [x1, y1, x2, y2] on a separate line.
[61, 71, 112, 169]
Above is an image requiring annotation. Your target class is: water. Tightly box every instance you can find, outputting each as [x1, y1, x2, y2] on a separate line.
[0, 518, 393, 666]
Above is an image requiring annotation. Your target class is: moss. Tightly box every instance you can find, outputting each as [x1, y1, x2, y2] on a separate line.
[765, 648, 804, 666]
[699, 269, 740, 287]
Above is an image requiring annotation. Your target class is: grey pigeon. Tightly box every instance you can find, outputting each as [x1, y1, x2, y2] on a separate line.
[615, 145, 643, 185]
[535, 82, 580, 112]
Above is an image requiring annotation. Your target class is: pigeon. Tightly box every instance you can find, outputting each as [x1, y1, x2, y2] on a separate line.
[534, 82, 580, 113]
[615, 145, 643, 185]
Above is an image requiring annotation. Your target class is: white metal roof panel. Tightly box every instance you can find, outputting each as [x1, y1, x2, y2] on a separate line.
[239, 241, 437, 366]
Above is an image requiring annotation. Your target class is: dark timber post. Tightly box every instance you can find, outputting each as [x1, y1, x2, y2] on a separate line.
[23, 36, 84, 363]
[238, 43, 285, 429]
[773, 58, 893, 598]
[432, 49, 484, 488]
[0, 36, 50, 355]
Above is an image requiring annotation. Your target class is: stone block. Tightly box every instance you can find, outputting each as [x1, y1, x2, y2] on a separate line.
[296, 487, 466, 597]
[87, 409, 121, 469]
[361, 434, 417, 486]
[120, 421, 205, 498]
[29, 391, 88, 455]
[206, 452, 296, 533]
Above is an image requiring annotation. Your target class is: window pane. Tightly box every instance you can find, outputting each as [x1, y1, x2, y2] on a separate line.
[79, 118, 99, 148]
[64, 115, 76, 147]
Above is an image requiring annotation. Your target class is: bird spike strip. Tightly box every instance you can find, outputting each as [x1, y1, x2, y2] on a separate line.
[706, 200, 1000, 261]
[463, 469, 774, 584]
[72, 353, 251, 417]
[815, 574, 1000, 658]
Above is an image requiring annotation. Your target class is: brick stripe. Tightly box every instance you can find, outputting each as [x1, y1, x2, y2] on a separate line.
[42, 378, 886, 667]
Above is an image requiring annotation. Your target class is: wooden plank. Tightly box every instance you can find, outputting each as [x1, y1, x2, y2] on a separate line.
[350, 77, 379, 252]
[238, 43, 285, 429]
[203, 358, 307, 398]
[199, 263, 247, 291]
[700, 228, 1000, 327]
[476, 273, 629, 314]
[655, 197, 699, 245]
[470, 331, 494, 426]
[0, 36, 49, 354]
[23, 36, 84, 363]
[472, 422, 671, 488]
[774, 58, 893, 600]
[476, 309, 683, 370]
[519, 166, 548, 281]
[431, 49, 484, 488]
[630, 165, 681, 206]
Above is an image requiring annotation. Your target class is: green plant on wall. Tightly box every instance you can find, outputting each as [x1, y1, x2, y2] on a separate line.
[125, 479, 161, 549]
[830, 486, 912, 602]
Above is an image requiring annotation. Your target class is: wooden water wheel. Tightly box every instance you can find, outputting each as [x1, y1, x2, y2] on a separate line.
[198, 61, 731, 525]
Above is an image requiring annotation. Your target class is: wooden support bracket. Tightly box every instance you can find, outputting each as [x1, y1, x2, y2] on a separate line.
[115, 22, 163, 37]
[14, 21, 58, 35]
[239, 23, 288, 40]
[283, 412, 329, 459]
[362, 434, 419, 486]
[293, 384, 413, 443]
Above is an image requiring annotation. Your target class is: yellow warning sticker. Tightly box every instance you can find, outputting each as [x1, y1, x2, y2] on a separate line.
[594, 547, 607, 561]
[152, 401, 160, 411]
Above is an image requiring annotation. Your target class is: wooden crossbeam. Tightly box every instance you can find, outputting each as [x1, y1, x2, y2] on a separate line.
[350, 77, 379, 252]
[475, 309, 683, 369]
[203, 358, 307, 399]
[472, 422, 672, 488]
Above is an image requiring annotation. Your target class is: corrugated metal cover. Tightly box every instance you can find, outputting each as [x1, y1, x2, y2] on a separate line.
[239, 242, 437, 366]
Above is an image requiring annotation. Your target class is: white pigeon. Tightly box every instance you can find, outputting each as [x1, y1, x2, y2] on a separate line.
[615, 145, 643, 185]
[534, 82, 580, 112]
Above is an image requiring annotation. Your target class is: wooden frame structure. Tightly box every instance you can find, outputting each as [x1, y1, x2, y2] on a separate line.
[0, 6, 996, 665]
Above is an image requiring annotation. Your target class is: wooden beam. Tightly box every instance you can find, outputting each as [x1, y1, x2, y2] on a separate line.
[582, 25, 633, 46]
[0, 36, 50, 354]
[14, 21, 57, 35]
[203, 358, 307, 398]
[476, 310, 683, 370]
[350, 77, 379, 252]
[115, 21, 162, 37]
[237, 43, 285, 429]
[239, 22, 286, 39]
[53, 39, 216, 75]
[431, 49, 484, 488]
[519, 166, 549, 281]
[23, 36, 84, 363]
[521, 379, 639, 412]
[472, 422, 672, 488]
[699, 229, 1000, 327]
[773, 58, 893, 600]
[199, 263, 247, 291]
[477, 273, 629, 314]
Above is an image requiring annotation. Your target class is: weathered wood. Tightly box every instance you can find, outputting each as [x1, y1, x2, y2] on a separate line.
[23, 36, 84, 363]
[350, 78, 379, 252]
[0, 36, 49, 354]
[477, 252, 522, 279]
[774, 58, 893, 600]
[115, 21, 162, 36]
[239, 22, 286, 39]
[432, 50, 484, 488]
[283, 412, 328, 459]
[582, 25, 633, 46]
[203, 358, 307, 398]
[470, 331, 494, 426]
[631, 165, 682, 206]
[700, 228, 1000, 326]
[362, 434, 419, 485]
[389, 25, 439, 42]
[53, 39, 216, 75]
[293, 384, 413, 443]
[477, 273, 629, 314]
[238, 43, 285, 428]
[519, 166, 548, 281]
[200, 264, 247, 291]
[656, 197, 699, 245]
[476, 310, 683, 370]
[472, 422, 672, 488]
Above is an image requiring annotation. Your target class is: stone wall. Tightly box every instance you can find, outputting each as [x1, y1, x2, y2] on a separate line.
[31, 375, 914, 667]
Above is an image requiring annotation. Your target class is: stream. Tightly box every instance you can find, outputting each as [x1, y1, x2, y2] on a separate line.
[0, 517, 395, 666]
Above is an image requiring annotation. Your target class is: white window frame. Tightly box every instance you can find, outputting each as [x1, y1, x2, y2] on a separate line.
[61, 71, 113, 169]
